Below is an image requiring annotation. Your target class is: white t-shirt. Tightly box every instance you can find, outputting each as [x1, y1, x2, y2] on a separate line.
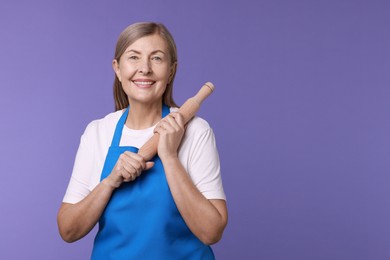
[63, 108, 226, 204]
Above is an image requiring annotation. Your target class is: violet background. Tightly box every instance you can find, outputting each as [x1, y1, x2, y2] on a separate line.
[0, 0, 389, 259]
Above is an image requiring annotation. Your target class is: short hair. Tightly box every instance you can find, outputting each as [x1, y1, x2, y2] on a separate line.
[113, 22, 178, 110]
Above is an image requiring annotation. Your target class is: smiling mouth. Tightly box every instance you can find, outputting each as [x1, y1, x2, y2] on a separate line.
[133, 80, 156, 88]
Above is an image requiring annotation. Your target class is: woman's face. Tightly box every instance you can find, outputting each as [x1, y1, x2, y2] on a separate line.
[113, 34, 175, 106]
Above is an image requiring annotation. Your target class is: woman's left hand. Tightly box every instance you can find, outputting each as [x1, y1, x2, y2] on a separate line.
[154, 112, 185, 160]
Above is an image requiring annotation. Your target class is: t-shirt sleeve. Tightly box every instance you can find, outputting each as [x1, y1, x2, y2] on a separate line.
[62, 123, 95, 204]
[188, 126, 226, 201]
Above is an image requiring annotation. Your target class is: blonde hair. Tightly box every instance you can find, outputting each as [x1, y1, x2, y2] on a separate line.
[113, 22, 178, 111]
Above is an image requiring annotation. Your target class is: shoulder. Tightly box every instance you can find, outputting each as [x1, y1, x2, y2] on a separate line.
[82, 110, 124, 141]
[181, 115, 216, 151]
[186, 116, 212, 136]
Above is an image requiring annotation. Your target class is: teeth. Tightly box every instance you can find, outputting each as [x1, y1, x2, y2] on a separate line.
[134, 81, 153, 85]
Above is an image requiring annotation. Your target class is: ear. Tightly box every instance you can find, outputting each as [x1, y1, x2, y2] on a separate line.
[168, 62, 177, 83]
[112, 59, 121, 82]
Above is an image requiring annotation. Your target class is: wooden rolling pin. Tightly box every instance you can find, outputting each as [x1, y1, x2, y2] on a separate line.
[138, 82, 215, 161]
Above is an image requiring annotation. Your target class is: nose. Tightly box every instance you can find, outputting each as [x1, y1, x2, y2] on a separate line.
[138, 58, 151, 75]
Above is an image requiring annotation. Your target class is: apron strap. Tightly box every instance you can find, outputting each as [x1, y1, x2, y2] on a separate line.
[111, 104, 171, 147]
[162, 103, 170, 118]
[111, 107, 129, 147]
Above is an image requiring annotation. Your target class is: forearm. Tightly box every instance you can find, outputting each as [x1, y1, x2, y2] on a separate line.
[161, 156, 227, 245]
[57, 179, 115, 242]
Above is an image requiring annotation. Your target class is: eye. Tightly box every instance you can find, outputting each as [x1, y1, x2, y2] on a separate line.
[128, 55, 139, 60]
[152, 56, 162, 61]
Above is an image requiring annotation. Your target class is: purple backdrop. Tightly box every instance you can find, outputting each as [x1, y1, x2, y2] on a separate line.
[0, 0, 389, 259]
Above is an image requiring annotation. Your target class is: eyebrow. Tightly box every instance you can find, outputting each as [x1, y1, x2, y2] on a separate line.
[125, 49, 166, 55]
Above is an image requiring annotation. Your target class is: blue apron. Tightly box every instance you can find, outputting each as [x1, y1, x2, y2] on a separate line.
[91, 105, 215, 260]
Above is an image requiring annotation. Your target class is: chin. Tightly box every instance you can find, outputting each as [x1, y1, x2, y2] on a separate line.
[129, 95, 163, 105]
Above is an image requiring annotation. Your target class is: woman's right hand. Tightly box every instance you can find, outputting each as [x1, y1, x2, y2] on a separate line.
[58, 151, 153, 242]
[104, 151, 154, 188]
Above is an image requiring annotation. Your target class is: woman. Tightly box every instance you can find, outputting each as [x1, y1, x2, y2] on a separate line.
[57, 22, 227, 259]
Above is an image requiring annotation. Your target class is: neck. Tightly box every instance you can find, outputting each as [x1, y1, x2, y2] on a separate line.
[125, 101, 163, 130]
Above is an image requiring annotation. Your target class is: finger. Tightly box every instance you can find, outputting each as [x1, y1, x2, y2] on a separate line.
[123, 174, 135, 182]
[122, 165, 138, 181]
[163, 118, 177, 132]
[144, 161, 155, 171]
[153, 124, 160, 134]
[120, 167, 132, 182]
[121, 161, 138, 177]
[153, 120, 166, 134]
[118, 154, 141, 177]
[170, 112, 185, 128]
[165, 114, 181, 131]
[125, 157, 142, 175]
[123, 151, 146, 164]
[154, 120, 174, 134]
[123, 152, 146, 170]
